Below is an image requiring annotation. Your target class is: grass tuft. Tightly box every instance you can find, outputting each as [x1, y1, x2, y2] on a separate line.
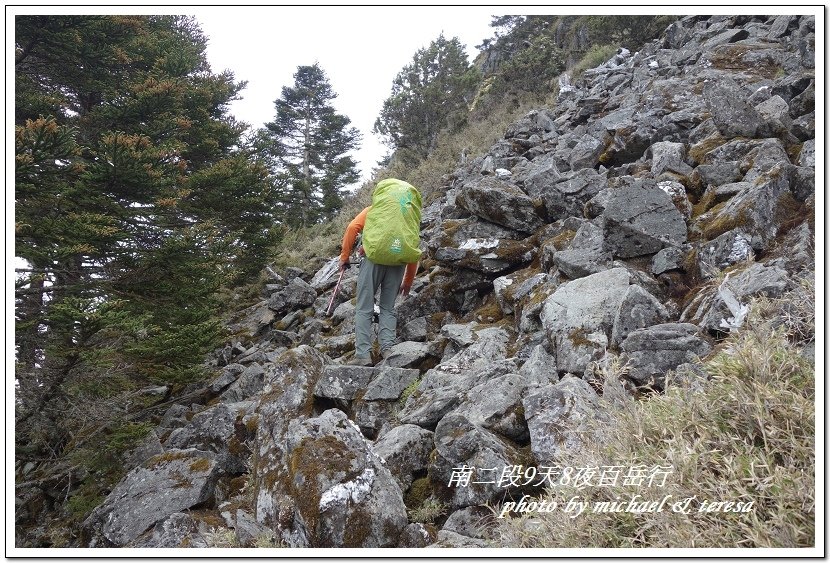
[491, 279, 815, 548]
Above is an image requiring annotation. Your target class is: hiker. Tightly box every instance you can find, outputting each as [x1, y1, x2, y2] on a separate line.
[339, 178, 422, 366]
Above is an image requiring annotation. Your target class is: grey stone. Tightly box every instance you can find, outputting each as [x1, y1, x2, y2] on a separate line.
[431, 412, 524, 509]
[314, 365, 377, 401]
[282, 409, 408, 547]
[84, 449, 221, 547]
[569, 133, 606, 171]
[598, 181, 687, 258]
[553, 221, 612, 280]
[363, 366, 420, 401]
[371, 424, 435, 491]
[442, 506, 493, 540]
[378, 341, 436, 370]
[456, 176, 544, 234]
[650, 141, 687, 176]
[130, 512, 209, 548]
[698, 229, 754, 276]
[268, 277, 318, 315]
[610, 284, 670, 348]
[454, 373, 529, 441]
[427, 530, 489, 548]
[517, 344, 559, 389]
[541, 267, 631, 374]
[220, 363, 265, 403]
[703, 78, 761, 138]
[523, 377, 608, 466]
[621, 323, 712, 387]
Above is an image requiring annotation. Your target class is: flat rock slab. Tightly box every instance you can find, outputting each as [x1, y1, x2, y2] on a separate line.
[315, 365, 377, 400]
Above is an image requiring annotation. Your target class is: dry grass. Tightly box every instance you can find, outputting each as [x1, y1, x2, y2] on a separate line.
[491, 279, 816, 548]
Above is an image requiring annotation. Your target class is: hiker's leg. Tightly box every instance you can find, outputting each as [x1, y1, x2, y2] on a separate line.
[355, 258, 381, 358]
[377, 264, 405, 352]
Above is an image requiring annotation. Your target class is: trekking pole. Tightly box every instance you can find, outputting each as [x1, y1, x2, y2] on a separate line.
[326, 267, 346, 316]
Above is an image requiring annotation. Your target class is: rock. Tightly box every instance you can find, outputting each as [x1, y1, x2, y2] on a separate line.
[309, 257, 341, 290]
[371, 424, 435, 491]
[431, 412, 525, 509]
[378, 341, 437, 369]
[363, 366, 421, 401]
[596, 180, 687, 259]
[400, 316, 428, 342]
[703, 77, 761, 138]
[84, 449, 222, 547]
[427, 529, 489, 548]
[620, 323, 712, 388]
[755, 94, 792, 136]
[697, 168, 796, 251]
[541, 267, 631, 374]
[399, 523, 437, 548]
[552, 220, 613, 280]
[455, 176, 544, 234]
[453, 373, 529, 441]
[682, 261, 793, 333]
[517, 344, 559, 388]
[282, 409, 408, 547]
[130, 512, 209, 548]
[610, 284, 670, 347]
[493, 269, 548, 316]
[314, 365, 376, 401]
[268, 277, 317, 315]
[536, 167, 608, 222]
[569, 133, 606, 171]
[651, 245, 688, 276]
[164, 401, 255, 474]
[219, 363, 265, 403]
[650, 141, 688, 176]
[442, 506, 493, 539]
[697, 228, 754, 277]
[253, 346, 328, 530]
[523, 377, 608, 466]
[691, 161, 742, 190]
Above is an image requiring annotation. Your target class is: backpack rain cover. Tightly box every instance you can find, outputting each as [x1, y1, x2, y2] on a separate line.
[363, 178, 422, 266]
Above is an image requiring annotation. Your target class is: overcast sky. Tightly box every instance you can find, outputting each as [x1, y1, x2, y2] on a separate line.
[193, 6, 499, 185]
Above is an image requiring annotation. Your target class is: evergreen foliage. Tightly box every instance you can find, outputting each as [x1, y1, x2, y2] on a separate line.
[374, 34, 480, 163]
[255, 63, 361, 227]
[14, 15, 278, 516]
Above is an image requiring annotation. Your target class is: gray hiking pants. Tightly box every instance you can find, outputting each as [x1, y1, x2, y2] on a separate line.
[354, 257, 405, 359]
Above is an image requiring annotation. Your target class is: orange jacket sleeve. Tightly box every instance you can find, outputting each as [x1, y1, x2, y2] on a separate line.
[403, 262, 418, 287]
[340, 207, 370, 264]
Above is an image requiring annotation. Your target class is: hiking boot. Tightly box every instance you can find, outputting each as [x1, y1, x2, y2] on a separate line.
[346, 356, 373, 366]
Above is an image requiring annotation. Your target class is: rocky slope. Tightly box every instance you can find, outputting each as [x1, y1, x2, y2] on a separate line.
[81, 14, 815, 548]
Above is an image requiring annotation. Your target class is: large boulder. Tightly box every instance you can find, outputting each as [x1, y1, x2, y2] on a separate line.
[281, 409, 408, 547]
[252, 346, 328, 533]
[455, 176, 545, 234]
[84, 449, 222, 547]
[430, 412, 526, 509]
[541, 268, 631, 374]
[268, 277, 318, 315]
[371, 424, 435, 492]
[591, 180, 687, 259]
[523, 377, 609, 466]
[620, 323, 713, 388]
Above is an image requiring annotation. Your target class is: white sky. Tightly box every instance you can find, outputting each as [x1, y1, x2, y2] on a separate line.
[193, 6, 499, 185]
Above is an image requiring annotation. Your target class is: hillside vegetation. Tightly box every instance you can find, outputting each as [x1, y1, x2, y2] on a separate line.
[15, 13, 817, 552]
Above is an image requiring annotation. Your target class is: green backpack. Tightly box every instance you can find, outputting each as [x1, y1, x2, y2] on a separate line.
[362, 178, 423, 266]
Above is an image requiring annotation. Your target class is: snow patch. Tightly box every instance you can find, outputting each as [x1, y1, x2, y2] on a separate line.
[319, 468, 375, 512]
[459, 238, 499, 251]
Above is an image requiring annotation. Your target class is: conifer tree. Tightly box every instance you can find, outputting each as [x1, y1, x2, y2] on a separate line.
[256, 63, 361, 227]
[374, 34, 480, 160]
[14, 15, 278, 500]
